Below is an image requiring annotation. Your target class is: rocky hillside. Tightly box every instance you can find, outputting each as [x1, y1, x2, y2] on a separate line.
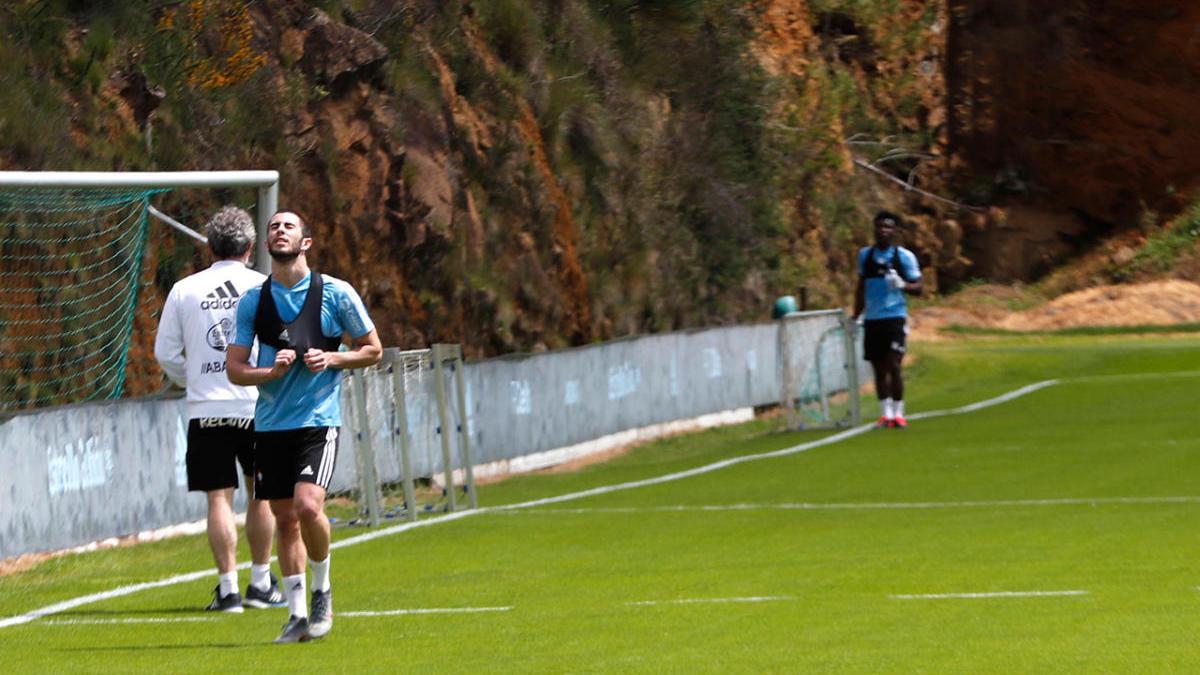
[945, 0, 1200, 281]
[0, 1, 1197, 398]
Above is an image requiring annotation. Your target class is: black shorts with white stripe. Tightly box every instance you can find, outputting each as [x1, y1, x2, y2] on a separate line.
[253, 427, 340, 500]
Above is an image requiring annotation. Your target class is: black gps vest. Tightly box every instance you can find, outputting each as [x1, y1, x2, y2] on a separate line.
[862, 246, 902, 279]
[253, 272, 342, 353]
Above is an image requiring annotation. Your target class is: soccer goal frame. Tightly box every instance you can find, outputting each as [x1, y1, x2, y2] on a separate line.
[777, 308, 863, 430]
[344, 344, 478, 527]
[0, 170, 280, 273]
[0, 170, 281, 413]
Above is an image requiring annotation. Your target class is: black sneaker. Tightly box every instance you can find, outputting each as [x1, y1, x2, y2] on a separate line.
[308, 589, 333, 639]
[245, 574, 287, 609]
[205, 586, 244, 614]
[273, 615, 310, 644]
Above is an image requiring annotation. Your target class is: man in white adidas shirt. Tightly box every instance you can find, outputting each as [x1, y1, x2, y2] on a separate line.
[154, 205, 286, 613]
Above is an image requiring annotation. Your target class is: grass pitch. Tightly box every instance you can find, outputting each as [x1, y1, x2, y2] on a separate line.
[2, 334, 1199, 672]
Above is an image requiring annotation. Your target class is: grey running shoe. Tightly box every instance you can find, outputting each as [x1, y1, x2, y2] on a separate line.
[205, 586, 244, 614]
[245, 574, 287, 609]
[273, 615, 310, 644]
[308, 589, 333, 639]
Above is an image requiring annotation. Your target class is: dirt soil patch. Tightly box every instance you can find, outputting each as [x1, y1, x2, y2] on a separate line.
[911, 280, 1200, 339]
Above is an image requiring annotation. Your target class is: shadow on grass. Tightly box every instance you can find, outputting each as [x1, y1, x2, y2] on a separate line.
[54, 643, 261, 652]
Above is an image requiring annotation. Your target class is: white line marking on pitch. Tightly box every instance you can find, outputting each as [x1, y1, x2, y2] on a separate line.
[342, 606, 512, 617]
[628, 596, 795, 607]
[0, 380, 1058, 630]
[891, 590, 1089, 600]
[41, 617, 217, 625]
[496, 495, 1200, 515]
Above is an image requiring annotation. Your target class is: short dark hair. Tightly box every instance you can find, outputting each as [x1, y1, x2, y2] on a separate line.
[205, 205, 255, 259]
[874, 210, 902, 228]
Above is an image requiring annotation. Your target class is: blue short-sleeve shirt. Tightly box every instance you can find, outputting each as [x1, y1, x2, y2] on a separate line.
[858, 246, 921, 321]
[233, 272, 375, 431]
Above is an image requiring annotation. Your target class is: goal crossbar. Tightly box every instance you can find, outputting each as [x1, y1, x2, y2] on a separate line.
[0, 171, 280, 272]
[0, 170, 278, 188]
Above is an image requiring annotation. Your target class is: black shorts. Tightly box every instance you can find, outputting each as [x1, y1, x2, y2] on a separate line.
[186, 418, 255, 492]
[863, 317, 908, 362]
[254, 427, 340, 500]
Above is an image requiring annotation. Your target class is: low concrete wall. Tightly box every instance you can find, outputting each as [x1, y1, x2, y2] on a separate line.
[1, 314, 855, 558]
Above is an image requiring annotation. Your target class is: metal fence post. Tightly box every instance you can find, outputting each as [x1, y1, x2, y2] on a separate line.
[349, 370, 381, 527]
[448, 345, 477, 509]
[432, 344, 457, 512]
[841, 311, 861, 427]
[387, 352, 418, 522]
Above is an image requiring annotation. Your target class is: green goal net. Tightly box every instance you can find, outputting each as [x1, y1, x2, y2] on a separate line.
[0, 171, 279, 415]
[0, 187, 161, 412]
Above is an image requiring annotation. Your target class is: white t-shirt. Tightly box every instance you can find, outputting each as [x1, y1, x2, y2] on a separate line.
[154, 259, 266, 419]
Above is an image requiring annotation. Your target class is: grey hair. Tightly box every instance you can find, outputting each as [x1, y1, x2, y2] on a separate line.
[205, 205, 256, 259]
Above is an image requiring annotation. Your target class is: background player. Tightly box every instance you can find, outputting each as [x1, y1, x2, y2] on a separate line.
[154, 205, 285, 612]
[853, 210, 923, 428]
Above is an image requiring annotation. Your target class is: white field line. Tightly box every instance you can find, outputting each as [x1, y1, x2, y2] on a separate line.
[493, 495, 1200, 515]
[628, 596, 794, 607]
[0, 379, 1059, 630]
[41, 617, 217, 625]
[891, 590, 1089, 600]
[341, 606, 512, 617]
[0, 569, 212, 630]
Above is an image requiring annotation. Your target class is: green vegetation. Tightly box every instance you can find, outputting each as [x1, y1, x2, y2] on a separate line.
[1120, 200, 1200, 279]
[3, 333, 1200, 670]
[0, 0, 945, 354]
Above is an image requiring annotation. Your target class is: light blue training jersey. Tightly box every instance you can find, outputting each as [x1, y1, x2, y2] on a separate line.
[858, 245, 921, 321]
[233, 272, 375, 431]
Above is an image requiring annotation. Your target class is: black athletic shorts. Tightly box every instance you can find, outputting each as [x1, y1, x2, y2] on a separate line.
[863, 317, 908, 362]
[186, 417, 255, 492]
[254, 427, 340, 500]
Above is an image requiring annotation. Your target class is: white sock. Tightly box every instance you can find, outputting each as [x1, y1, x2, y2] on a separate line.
[218, 571, 238, 597]
[309, 556, 331, 593]
[895, 399, 905, 418]
[283, 574, 307, 618]
[881, 398, 894, 419]
[250, 564, 271, 592]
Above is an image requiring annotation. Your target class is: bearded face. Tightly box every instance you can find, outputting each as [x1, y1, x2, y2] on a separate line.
[267, 215, 309, 261]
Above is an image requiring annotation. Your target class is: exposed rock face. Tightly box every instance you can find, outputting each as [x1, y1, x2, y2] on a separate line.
[245, 0, 1200, 341]
[946, 0, 1200, 280]
[295, 8, 389, 88]
[10, 0, 1200, 406]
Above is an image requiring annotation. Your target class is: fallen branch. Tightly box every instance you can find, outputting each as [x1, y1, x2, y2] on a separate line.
[852, 156, 983, 212]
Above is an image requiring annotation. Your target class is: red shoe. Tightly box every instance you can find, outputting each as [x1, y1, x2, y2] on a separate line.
[893, 415, 908, 429]
[875, 416, 893, 429]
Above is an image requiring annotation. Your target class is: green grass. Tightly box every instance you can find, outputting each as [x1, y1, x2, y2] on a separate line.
[3, 334, 1200, 671]
[942, 322, 1200, 337]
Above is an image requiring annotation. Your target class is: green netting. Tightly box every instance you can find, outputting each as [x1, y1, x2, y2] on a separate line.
[0, 187, 166, 413]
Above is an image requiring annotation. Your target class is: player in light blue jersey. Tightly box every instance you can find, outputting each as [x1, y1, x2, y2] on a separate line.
[227, 210, 381, 643]
[853, 210, 922, 428]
